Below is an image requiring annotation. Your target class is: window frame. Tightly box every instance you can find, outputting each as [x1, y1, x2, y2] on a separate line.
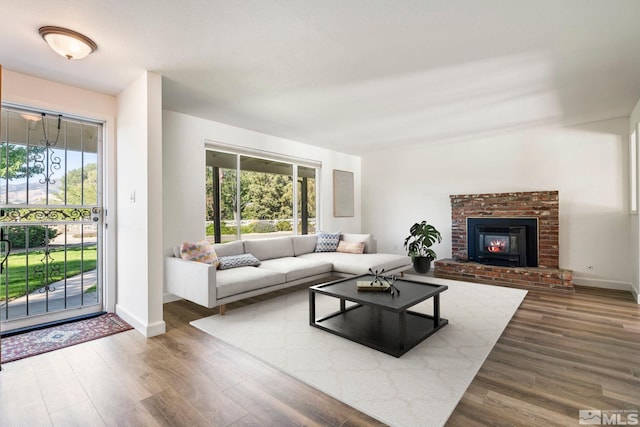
[204, 141, 320, 242]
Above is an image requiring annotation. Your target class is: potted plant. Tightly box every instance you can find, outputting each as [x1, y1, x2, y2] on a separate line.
[403, 220, 442, 274]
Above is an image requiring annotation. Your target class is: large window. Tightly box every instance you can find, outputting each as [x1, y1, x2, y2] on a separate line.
[206, 148, 318, 242]
[298, 165, 316, 234]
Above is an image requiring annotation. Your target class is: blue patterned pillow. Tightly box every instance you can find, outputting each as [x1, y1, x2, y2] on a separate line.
[314, 231, 341, 252]
[218, 253, 261, 270]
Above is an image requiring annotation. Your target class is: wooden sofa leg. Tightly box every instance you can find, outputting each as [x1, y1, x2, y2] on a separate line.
[219, 304, 226, 315]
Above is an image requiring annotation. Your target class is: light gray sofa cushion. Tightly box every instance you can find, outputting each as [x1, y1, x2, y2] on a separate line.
[259, 257, 332, 282]
[244, 237, 294, 261]
[216, 267, 286, 299]
[341, 233, 373, 253]
[213, 240, 245, 257]
[298, 252, 410, 275]
[291, 235, 318, 256]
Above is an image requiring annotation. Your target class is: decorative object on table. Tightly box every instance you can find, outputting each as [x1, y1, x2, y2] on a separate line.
[357, 268, 400, 296]
[404, 220, 442, 274]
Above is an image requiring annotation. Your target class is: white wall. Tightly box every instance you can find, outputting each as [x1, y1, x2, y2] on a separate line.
[162, 110, 361, 294]
[2, 69, 118, 313]
[630, 99, 640, 303]
[363, 117, 632, 292]
[116, 71, 165, 336]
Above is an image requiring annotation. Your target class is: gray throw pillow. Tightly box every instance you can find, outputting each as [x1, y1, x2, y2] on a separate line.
[314, 230, 341, 252]
[218, 253, 261, 270]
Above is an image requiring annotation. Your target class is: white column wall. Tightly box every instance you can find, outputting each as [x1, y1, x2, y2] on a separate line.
[116, 71, 165, 336]
[362, 118, 633, 293]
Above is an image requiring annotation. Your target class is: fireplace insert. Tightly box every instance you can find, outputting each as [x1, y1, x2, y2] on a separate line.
[467, 218, 538, 267]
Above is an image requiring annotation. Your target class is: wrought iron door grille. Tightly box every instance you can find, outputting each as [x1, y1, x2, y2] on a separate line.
[0, 106, 103, 325]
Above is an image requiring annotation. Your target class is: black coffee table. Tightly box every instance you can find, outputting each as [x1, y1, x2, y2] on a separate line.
[309, 274, 448, 357]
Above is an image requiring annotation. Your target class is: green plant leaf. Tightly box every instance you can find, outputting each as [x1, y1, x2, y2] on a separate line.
[403, 220, 442, 259]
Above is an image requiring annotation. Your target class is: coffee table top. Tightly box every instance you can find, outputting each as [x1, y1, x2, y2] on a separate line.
[310, 274, 447, 312]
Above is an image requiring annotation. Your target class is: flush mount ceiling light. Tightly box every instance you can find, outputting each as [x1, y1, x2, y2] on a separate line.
[38, 26, 97, 60]
[19, 113, 43, 122]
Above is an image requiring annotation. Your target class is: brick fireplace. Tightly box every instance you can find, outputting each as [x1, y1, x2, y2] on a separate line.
[434, 191, 573, 289]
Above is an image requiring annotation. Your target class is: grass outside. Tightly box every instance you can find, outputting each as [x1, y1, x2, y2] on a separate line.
[0, 245, 97, 301]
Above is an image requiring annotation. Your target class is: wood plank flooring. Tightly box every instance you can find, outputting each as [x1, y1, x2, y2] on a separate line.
[448, 286, 640, 427]
[0, 284, 638, 426]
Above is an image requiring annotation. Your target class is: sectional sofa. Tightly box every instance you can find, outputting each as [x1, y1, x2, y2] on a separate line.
[165, 233, 411, 313]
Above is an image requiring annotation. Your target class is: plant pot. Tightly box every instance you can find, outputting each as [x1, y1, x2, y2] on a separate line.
[412, 257, 432, 274]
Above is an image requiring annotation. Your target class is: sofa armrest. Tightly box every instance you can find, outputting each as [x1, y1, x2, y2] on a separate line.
[165, 257, 218, 308]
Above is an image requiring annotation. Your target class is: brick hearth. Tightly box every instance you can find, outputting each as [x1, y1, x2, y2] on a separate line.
[434, 190, 573, 289]
[435, 259, 573, 290]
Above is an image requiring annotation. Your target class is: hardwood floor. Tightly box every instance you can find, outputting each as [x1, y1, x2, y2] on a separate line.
[1, 284, 638, 426]
[448, 286, 640, 427]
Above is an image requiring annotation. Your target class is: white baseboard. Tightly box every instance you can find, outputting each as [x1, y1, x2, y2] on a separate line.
[115, 304, 167, 337]
[572, 276, 633, 292]
[146, 320, 167, 337]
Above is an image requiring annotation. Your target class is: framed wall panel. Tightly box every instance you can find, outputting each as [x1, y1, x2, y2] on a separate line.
[333, 169, 354, 217]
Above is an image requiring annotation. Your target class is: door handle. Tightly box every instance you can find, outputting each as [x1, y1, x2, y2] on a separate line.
[90, 207, 102, 223]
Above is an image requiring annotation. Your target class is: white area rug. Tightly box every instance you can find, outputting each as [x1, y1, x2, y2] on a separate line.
[191, 277, 527, 427]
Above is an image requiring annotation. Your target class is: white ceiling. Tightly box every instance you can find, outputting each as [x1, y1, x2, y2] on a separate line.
[1, 0, 640, 155]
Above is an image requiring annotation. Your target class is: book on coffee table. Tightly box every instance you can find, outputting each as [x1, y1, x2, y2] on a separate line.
[356, 280, 389, 291]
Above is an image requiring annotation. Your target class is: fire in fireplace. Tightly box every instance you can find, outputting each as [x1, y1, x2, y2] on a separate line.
[467, 218, 538, 267]
[486, 237, 507, 253]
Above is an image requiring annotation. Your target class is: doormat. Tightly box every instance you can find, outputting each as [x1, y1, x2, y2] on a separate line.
[1, 313, 133, 363]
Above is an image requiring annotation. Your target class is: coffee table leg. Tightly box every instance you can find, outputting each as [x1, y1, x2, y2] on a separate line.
[309, 290, 316, 325]
[433, 294, 440, 328]
[340, 298, 346, 313]
[398, 310, 407, 353]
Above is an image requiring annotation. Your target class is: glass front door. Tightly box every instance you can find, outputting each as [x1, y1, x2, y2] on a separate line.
[0, 106, 104, 332]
